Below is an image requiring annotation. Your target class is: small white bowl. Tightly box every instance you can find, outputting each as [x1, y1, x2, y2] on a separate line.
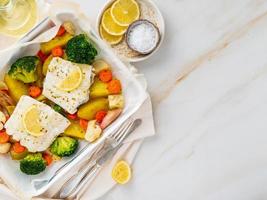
[96, 0, 165, 63]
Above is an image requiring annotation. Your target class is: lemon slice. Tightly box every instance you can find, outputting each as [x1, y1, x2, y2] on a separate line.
[101, 8, 128, 36]
[111, 0, 140, 26]
[57, 65, 82, 92]
[23, 105, 43, 137]
[100, 25, 123, 45]
[112, 160, 131, 184]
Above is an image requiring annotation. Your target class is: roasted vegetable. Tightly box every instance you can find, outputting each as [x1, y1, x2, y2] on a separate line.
[40, 33, 73, 54]
[63, 21, 75, 35]
[66, 34, 98, 64]
[90, 78, 110, 98]
[8, 56, 40, 83]
[92, 60, 111, 74]
[77, 98, 109, 120]
[10, 142, 28, 160]
[52, 104, 64, 114]
[100, 109, 122, 129]
[35, 60, 44, 87]
[4, 74, 28, 102]
[5, 105, 15, 115]
[85, 120, 102, 142]
[108, 95, 124, 109]
[50, 136, 78, 157]
[64, 120, 85, 139]
[42, 54, 53, 75]
[0, 143, 11, 154]
[20, 153, 46, 175]
[10, 149, 28, 160]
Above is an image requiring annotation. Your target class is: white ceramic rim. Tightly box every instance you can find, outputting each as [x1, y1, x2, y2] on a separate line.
[96, 0, 165, 63]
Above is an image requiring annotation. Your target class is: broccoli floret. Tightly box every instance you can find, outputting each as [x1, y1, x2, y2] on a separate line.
[8, 56, 40, 83]
[50, 136, 78, 157]
[20, 153, 46, 175]
[66, 34, 98, 64]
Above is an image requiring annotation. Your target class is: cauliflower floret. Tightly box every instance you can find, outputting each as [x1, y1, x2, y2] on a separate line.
[85, 120, 102, 142]
[108, 95, 124, 109]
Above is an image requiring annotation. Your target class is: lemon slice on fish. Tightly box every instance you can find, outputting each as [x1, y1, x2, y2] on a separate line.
[57, 65, 82, 92]
[23, 105, 43, 137]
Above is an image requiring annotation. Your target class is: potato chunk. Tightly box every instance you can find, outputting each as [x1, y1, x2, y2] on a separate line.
[40, 33, 73, 54]
[4, 74, 28, 102]
[77, 98, 109, 120]
[90, 78, 110, 98]
[64, 120, 85, 139]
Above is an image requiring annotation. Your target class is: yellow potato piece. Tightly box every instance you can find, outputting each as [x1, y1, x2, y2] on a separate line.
[64, 120, 85, 139]
[78, 98, 109, 120]
[4, 74, 28, 102]
[40, 33, 73, 54]
[42, 54, 53, 75]
[90, 78, 110, 99]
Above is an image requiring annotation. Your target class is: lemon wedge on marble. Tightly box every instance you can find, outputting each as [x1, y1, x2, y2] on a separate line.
[112, 160, 131, 184]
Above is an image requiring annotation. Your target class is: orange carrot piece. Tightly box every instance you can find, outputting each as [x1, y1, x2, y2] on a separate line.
[51, 46, 64, 57]
[43, 153, 53, 166]
[12, 142, 26, 153]
[95, 110, 107, 123]
[29, 86, 42, 98]
[79, 119, 88, 130]
[0, 131, 9, 144]
[56, 26, 66, 36]
[107, 79, 122, 94]
[99, 70, 112, 83]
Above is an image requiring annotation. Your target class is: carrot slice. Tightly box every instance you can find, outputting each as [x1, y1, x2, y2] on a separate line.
[79, 119, 88, 130]
[12, 142, 26, 153]
[29, 86, 42, 98]
[0, 131, 9, 144]
[51, 46, 64, 57]
[37, 50, 48, 62]
[99, 70, 112, 83]
[56, 26, 66, 36]
[43, 153, 53, 166]
[95, 110, 107, 123]
[107, 79, 122, 94]
[67, 113, 77, 120]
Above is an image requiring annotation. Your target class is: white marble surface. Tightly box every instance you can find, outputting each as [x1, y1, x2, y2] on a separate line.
[77, 0, 267, 199]
[3, 0, 267, 199]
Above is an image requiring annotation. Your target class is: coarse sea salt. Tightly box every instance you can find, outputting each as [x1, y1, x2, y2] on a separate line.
[127, 20, 160, 54]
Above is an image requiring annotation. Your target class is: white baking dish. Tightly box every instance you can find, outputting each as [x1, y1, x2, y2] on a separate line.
[0, 11, 146, 198]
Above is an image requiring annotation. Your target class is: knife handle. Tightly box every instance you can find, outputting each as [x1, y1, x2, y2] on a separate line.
[59, 160, 98, 199]
[70, 164, 102, 199]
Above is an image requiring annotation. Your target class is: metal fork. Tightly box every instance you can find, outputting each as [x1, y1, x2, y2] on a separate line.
[32, 118, 135, 190]
[58, 118, 141, 199]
